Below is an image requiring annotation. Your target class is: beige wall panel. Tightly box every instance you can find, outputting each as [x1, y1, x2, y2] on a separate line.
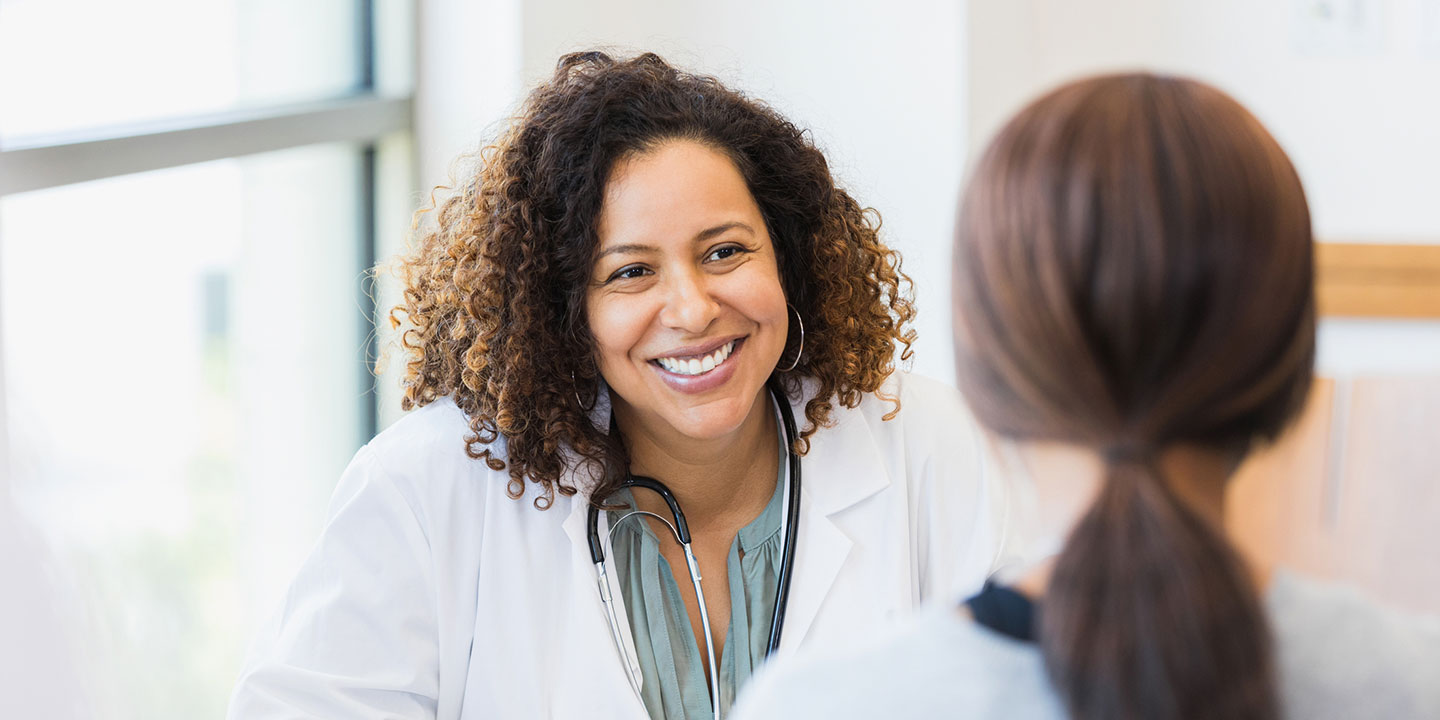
[1331, 377, 1440, 613]
[1229, 377, 1440, 614]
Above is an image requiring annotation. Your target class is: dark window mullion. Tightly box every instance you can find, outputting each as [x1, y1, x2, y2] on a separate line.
[358, 143, 379, 442]
[357, 0, 380, 441]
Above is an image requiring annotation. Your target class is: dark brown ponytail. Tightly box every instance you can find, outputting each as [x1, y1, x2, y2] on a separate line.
[1044, 456, 1277, 719]
[953, 74, 1315, 720]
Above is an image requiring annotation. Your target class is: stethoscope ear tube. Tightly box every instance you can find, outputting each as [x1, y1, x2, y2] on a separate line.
[586, 504, 605, 564]
[765, 378, 802, 657]
[620, 474, 692, 544]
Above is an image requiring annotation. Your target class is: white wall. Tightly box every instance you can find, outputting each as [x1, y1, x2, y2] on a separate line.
[965, 0, 1440, 375]
[414, 0, 522, 198]
[966, 0, 1440, 241]
[418, 0, 969, 383]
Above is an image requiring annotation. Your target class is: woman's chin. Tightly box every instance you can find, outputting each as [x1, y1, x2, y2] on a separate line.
[668, 411, 749, 442]
[663, 394, 765, 442]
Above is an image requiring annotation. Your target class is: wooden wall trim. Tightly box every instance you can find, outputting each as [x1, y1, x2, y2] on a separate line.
[1317, 242, 1440, 318]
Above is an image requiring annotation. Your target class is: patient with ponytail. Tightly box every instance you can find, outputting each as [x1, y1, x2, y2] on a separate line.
[732, 73, 1440, 720]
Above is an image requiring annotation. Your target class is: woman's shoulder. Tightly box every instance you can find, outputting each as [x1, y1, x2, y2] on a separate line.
[833, 371, 974, 430]
[847, 371, 987, 461]
[802, 371, 987, 486]
[338, 397, 546, 525]
[363, 396, 486, 470]
[1269, 570, 1440, 718]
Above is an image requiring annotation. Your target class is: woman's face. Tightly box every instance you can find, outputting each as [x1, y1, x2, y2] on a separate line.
[586, 140, 788, 443]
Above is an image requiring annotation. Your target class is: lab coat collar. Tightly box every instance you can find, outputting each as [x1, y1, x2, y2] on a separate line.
[558, 378, 892, 655]
[771, 376, 890, 653]
[786, 376, 893, 514]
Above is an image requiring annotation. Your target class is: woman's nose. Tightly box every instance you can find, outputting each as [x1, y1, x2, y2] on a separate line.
[658, 270, 720, 333]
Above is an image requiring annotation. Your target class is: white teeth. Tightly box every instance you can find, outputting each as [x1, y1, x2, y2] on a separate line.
[657, 340, 736, 376]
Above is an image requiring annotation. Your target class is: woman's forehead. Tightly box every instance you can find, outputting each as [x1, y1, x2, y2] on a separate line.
[595, 140, 765, 251]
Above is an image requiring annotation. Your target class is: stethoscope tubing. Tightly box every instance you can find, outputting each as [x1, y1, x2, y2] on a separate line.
[767, 381, 801, 655]
[585, 380, 801, 718]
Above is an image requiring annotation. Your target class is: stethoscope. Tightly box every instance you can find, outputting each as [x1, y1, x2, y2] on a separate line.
[586, 379, 802, 719]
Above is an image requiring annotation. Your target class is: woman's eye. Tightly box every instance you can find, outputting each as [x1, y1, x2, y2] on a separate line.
[706, 245, 746, 262]
[607, 265, 651, 282]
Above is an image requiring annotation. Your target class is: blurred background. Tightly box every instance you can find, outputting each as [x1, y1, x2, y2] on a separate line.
[0, 0, 1436, 718]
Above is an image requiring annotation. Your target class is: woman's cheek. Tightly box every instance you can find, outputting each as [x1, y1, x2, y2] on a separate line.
[589, 293, 648, 364]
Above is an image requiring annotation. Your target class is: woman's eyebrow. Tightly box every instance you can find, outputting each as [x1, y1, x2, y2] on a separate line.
[595, 222, 754, 262]
[594, 243, 658, 262]
[693, 221, 754, 243]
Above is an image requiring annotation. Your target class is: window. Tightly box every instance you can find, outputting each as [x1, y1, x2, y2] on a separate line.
[0, 2, 414, 717]
[0, 0, 370, 141]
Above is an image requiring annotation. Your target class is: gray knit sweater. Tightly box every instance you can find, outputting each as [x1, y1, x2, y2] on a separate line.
[731, 570, 1440, 719]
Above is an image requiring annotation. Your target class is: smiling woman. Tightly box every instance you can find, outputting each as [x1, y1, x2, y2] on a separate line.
[394, 52, 922, 511]
[228, 51, 1007, 720]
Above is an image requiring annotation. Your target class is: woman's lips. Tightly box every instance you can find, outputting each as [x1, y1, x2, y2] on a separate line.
[653, 339, 736, 375]
[650, 337, 746, 394]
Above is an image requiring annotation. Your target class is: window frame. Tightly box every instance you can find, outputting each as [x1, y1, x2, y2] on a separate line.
[0, 0, 412, 439]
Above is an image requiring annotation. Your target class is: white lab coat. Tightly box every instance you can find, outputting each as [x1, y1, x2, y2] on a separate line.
[228, 372, 1007, 719]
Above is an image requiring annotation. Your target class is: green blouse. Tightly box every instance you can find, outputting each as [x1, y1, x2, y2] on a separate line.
[606, 460, 786, 720]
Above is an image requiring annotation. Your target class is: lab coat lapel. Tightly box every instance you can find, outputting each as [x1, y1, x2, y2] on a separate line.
[557, 386, 649, 717]
[774, 390, 890, 655]
[559, 490, 651, 718]
[561, 487, 644, 678]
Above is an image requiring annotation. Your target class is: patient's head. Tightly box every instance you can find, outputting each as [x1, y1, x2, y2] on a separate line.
[953, 74, 1314, 720]
[954, 73, 1313, 459]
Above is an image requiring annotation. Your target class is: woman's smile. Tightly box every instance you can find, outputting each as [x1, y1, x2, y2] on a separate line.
[649, 337, 747, 393]
[653, 337, 738, 376]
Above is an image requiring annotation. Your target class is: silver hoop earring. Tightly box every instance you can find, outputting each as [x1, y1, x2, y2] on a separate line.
[571, 370, 596, 412]
[778, 303, 805, 373]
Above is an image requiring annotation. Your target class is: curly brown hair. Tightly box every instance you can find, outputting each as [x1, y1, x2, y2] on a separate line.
[390, 51, 916, 508]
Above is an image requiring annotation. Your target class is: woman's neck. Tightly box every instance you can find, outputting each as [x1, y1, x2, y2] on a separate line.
[612, 389, 780, 535]
[1004, 442, 1269, 599]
